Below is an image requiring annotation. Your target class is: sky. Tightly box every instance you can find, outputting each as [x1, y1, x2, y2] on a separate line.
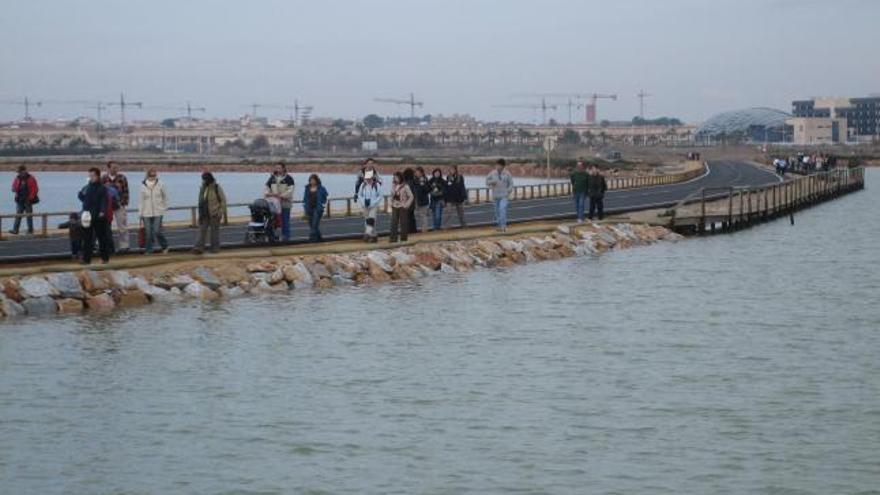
[1, 0, 877, 124]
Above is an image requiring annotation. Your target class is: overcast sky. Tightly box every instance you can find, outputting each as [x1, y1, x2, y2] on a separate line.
[1, 0, 877, 124]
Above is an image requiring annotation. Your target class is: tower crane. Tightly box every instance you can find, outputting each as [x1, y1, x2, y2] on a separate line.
[584, 93, 617, 124]
[105, 93, 142, 129]
[510, 92, 617, 124]
[284, 99, 314, 125]
[0, 97, 43, 121]
[374, 93, 423, 120]
[637, 90, 652, 119]
[493, 98, 558, 125]
[145, 102, 207, 121]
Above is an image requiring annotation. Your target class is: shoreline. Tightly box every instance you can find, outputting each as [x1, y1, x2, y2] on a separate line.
[0, 221, 682, 318]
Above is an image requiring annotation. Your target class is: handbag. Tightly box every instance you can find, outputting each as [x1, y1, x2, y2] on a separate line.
[137, 219, 146, 248]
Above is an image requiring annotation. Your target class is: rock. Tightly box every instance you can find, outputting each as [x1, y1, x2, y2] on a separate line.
[662, 231, 684, 242]
[192, 267, 222, 289]
[246, 261, 276, 272]
[308, 262, 332, 280]
[219, 285, 246, 298]
[184, 282, 219, 301]
[116, 289, 150, 307]
[282, 263, 313, 289]
[107, 271, 136, 290]
[46, 272, 84, 299]
[86, 293, 116, 312]
[556, 224, 572, 235]
[390, 250, 416, 266]
[413, 250, 443, 270]
[331, 274, 355, 286]
[252, 280, 289, 293]
[439, 263, 456, 274]
[19, 276, 57, 298]
[368, 261, 392, 282]
[56, 298, 84, 314]
[22, 296, 58, 316]
[498, 239, 524, 252]
[0, 295, 25, 317]
[267, 268, 285, 285]
[2, 279, 23, 302]
[315, 278, 333, 289]
[366, 251, 394, 273]
[78, 270, 109, 292]
[152, 274, 195, 290]
[212, 264, 249, 285]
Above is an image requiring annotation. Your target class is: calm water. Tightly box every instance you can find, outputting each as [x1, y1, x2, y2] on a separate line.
[1, 171, 878, 494]
[0, 171, 541, 222]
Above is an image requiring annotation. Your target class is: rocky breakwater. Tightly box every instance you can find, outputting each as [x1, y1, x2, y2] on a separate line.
[0, 223, 683, 319]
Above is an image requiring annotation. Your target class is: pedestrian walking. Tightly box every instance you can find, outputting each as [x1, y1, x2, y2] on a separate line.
[192, 172, 227, 254]
[264, 162, 295, 242]
[427, 168, 446, 230]
[302, 174, 328, 243]
[9, 165, 38, 235]
[486, 159, 514, 232]
[101, 161, 131, 251]
[443, 165, 467, 229]
[411, 167, 431, 233]
[78, 167, 112, 265]
[587, 164, 608, 221]
[570, 160, 589, 222]
[389, 172, 414, 243]
[358, 169, 382, 243]
[138, 167, 170, 255]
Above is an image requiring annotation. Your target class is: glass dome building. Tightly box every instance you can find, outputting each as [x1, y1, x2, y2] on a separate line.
[697, 107, 791, 142]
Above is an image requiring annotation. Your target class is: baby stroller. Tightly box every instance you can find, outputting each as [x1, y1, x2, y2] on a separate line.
[244, 198, 278, 245]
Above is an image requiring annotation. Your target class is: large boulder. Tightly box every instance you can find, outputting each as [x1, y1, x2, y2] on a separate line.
[366, 251, 394, 273]
[107, 271, 136, 290]
[184, 282, 219, 301]
[56, 298, 85, 314]
[19, 276, 57, 298]
[192, 267, 222, 289]
[2, 279, 23, 302]
[86, 293, 116, 312]
[267, 268, 286, 285]
[219, 285, 246, 298]
[246, 261, 276, 273]
[116, 289, 150, 307]
[78, 270, 110, 292]
[22, 296, 58, 316]
[0, 295, 25, 317]
[390, 250, 416, 266]
[282, 263, 313, 289]
[307, 262, 332, 280]
[152, 274, 195, 290]
[46, 272, 84, 299]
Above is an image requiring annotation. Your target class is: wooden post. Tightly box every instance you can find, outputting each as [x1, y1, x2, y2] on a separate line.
[700, 188, 706, 234]
[41, 213, 48, 237]
[346, 198, 352, 216]
[727, 187, 733, 228]
[326, 200, 332, 218]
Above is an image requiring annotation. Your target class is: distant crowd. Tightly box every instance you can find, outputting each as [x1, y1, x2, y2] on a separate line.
[773, 152, 838, 176]
[8, 157, 613, 263]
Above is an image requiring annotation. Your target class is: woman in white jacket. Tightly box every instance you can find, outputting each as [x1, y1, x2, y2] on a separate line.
[138, 167, 170, 254]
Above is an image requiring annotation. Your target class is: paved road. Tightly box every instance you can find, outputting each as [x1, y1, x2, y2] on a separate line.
[0, 160, 780, 262]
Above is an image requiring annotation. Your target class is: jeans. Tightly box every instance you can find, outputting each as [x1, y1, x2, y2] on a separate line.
[389, 207, 411, 242]
[195, 215, 221, 252]
[13, 202, 33, 233]
[430, 201, 444, 230]
[363, 205, 379, 239]
[280, 207, 291, 241]
[442, 201, 466, 229]
[70, 239, 82, 259]
[143, 216, 168, 253]
[415, 205, 430, 233]
[573, 192, 587, 221]
[83, 217, 112, 264]
[494, 197, 509, 229]
[113, 208, 129, 250]
[588, 196, 604, 220]
[307, 208, 323, 242]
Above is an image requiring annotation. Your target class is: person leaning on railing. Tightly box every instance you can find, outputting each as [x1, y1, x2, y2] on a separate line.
[192, 172, 227, 255]
[9, 165, 39, 236]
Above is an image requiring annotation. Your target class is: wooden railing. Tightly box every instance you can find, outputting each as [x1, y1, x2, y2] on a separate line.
[0, 163, 708, 240]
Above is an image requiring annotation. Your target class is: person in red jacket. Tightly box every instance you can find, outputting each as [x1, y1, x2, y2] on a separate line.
[10, 165, 39, 235]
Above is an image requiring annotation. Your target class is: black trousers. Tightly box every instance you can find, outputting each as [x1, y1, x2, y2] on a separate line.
[83, 217, 113, 263]
[588, 196, 604, 220]
[389, 207, 411, 242]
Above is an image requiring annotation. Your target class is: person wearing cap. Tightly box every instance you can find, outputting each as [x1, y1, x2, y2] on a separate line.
[486, 158, 514, 232]
[357, 169, 382, 243]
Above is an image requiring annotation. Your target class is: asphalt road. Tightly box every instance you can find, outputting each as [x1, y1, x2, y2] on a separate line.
[0, 160, 780, 262]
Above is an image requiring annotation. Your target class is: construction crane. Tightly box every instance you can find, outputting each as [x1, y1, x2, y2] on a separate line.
[584, 93, 617, 124]
[637, 90, 652, 119]
[246, 103, 288, 119]
[374, 93, 423, 119]
[145, 102, 207, 121]
[105, 93, 142, 129]
[284, 99, 313, 125]
[493, 98, 558, 125]
[0, 97, 43, 121]
[511, 92, 617, 124]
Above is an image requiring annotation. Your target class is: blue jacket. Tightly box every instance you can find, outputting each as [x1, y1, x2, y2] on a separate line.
[302, 185, 328, 213]
[78, 182, 108, 219]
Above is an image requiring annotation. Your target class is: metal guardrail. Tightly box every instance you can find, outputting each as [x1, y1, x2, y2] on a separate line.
[0, 164, 707, 240]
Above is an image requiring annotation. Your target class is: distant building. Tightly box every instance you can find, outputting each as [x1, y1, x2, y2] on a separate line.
[792, 96, 880, 143]
[786, 117, 848, 145]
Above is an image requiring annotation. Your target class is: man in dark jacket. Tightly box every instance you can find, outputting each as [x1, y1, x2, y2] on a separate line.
[443, 165, 468, 229]
[411, 167, 431, 233]
[570, 160, 589, 223]
[10, 165, 39, 235]
[78, 167, 112, 264]
[587, 164, 608, 221]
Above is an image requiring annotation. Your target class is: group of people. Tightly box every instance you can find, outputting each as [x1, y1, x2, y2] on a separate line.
[8, 156, 615, 261]
[773, 152, 838, 176]
[569, 160, 608, 222]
